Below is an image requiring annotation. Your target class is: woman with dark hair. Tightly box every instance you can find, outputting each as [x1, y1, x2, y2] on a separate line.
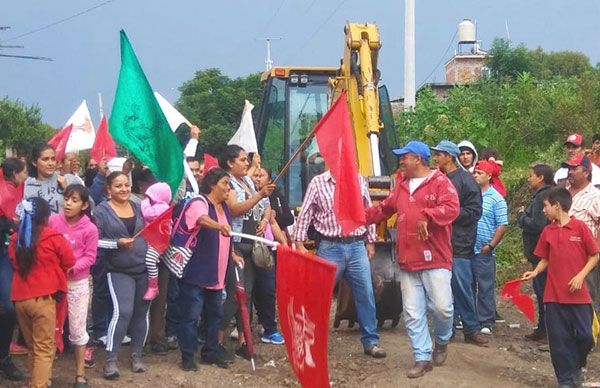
[217, 145, 279, 356]
[24, 144, 81, 214]
[517, 163, 554, 341]
[0, 157, 27, 381]
[8, 197, 74, 388]
[93, 171, 149, 380]
[176, 167, 240, 370]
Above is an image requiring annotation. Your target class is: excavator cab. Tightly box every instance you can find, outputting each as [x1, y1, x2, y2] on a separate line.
[255, 66, 398, 208]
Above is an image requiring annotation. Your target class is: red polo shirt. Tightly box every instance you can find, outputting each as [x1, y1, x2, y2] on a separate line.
[534, 217, 599, 304]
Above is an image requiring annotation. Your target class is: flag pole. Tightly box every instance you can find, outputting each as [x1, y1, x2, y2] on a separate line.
[272, 127, 317, 186]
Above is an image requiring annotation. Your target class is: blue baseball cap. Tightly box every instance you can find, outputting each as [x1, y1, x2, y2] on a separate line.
[392, 141, 430, 161]
[430, 140, 460, 160]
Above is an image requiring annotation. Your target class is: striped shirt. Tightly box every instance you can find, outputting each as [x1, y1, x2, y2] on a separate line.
[475, 186, 508, 253]
[569, 183, 600, 238]
[293, 171, 377, 243]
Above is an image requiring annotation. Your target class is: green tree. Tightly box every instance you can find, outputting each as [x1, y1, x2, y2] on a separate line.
[0, 97, 54, 155]
[176, 68, 263, 155]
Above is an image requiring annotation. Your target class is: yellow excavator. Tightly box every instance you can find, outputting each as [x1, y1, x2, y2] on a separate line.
[255, 22, 402, 328]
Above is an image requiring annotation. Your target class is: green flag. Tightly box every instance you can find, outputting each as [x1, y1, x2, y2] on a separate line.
[109, 30, 183, 197]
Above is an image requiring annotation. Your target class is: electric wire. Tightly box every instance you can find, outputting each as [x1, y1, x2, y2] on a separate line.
[416, 28, 457, 90]
[2, 0, 115, 43]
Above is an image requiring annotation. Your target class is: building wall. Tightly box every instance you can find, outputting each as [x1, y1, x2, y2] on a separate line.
[445, 55, 486, 84]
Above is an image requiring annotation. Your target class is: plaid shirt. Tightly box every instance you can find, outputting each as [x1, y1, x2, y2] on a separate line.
[569, 182, 600, 238]
[293, 171, 377, 243]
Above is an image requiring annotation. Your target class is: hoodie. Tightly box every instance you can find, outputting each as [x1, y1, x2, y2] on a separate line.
[49, 213, 99, 281]
[366, 169, 460, 271]
[8, 226, 75, 301]
[457, 140, 479, 173]
[141, 182, 172, 223]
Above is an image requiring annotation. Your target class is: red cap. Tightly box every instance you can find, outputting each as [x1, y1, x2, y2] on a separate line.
[561, 154, 591, 170]
[564, 133, 583, 146]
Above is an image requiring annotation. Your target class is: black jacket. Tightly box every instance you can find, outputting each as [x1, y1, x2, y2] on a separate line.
[447, 168, 482, 258]
[269, 189, 294, 230]
[517, 185, 551, 263]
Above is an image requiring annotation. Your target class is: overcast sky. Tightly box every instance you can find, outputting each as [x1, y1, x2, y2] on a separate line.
[2, 0, 600, 127]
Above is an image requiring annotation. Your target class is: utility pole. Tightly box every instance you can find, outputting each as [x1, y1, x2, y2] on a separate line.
[98, 92, 104, 120]
[403, 0, 416, 110]
[257, 37, 282, 71]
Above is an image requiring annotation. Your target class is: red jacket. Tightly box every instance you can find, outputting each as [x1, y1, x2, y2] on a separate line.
[8, 226, 75, 302]
[366, 169, 460, 271]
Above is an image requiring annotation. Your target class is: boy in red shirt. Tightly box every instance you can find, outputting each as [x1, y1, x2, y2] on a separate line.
[522, 187, 599, 387]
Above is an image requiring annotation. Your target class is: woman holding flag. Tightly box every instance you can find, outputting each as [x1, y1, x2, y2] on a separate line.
[93, 171, 150, 380]
[24, 144, 82, 215]
[217, 145, 278, 357]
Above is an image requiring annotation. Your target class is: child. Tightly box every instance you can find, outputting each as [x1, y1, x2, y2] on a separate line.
[8, 197, 74, 388]
[49, 184, 98, 388]
[141, 182, 172, 300]
[522, 187, 599, 387]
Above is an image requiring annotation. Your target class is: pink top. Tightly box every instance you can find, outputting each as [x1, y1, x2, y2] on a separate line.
[186, 199, 230, 290]
[49, 213, 99, 281]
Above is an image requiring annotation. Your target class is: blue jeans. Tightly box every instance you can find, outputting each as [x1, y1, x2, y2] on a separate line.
[177, 281, 223, 362]
[253, 264, 277, 335]
[451, 257, 480, 335]
[166, 271, 180, 338]
[317, 240, 379, 349]
[472, 252, 496, 328]
[399, 268, 453, 362]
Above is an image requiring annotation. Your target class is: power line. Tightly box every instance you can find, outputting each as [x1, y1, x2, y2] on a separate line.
[260, 0, 287, 35]
[417, 29, 457, 90]
[293, 0, 349, 58]
[2, 0, 115, 43]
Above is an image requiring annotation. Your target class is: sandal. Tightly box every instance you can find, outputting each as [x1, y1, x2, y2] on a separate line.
[73, 375, 89, 388]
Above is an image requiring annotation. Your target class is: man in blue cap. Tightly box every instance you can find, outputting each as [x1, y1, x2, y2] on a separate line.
[365, 140, 460, 378]
[431, 141, 488, 347]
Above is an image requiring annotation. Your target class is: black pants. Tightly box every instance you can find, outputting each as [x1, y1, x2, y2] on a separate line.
[545, 303, 594, 386]
[531, 260, 547, 332]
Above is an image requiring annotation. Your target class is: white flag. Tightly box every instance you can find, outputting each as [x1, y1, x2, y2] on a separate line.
[154, 91, 192, 132]
[154, 91, 198, 194]
[228, 100, 258, 153]
[65, 100, 96, 152]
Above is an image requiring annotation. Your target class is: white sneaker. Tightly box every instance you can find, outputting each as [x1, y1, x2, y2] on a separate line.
[230, 328, 239, 340]
[480, 327, 492, 335]
[98, 336, 107, 346]
[122, 335, 132, 345]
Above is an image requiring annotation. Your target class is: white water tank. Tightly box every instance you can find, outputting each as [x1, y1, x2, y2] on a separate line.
[458, 19, 476, 43]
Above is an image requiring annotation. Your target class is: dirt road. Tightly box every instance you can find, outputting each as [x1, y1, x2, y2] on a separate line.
[3, 298, 599, 387]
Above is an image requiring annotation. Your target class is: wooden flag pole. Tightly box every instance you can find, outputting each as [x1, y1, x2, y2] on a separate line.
[272, 128, 317, 186]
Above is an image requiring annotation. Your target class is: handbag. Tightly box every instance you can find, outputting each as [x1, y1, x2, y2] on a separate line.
[163, 197, 205, 278]
[252, 240, 274, 270]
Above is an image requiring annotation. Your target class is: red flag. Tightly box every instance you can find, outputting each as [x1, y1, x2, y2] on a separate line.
[277, 245, 336, 388]
[48, 123, 74, 161]
[314, 91, 365, 235]
[203, 153, 219, 172]
[501, 278, 535, 323]
[90, 115, 117, 162]
[0, 170, 24, 219]
[139, 205, 173, 253]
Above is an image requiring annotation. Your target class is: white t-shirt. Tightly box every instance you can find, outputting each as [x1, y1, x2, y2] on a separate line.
[554, 163, 600, 186]
[409, 177, 427, 195]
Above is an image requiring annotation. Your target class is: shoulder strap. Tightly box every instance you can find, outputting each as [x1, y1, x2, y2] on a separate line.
[175, 195, 209, 248]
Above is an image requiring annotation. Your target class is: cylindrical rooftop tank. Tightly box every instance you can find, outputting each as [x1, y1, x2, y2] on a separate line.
[458, 19, 476, 43]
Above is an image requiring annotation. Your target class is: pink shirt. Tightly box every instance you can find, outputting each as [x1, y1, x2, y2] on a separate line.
[185, 199, 230, 290]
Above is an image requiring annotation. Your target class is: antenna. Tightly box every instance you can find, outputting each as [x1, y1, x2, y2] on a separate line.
[505, 20, 511, 42]
[257, 37, 282, 71]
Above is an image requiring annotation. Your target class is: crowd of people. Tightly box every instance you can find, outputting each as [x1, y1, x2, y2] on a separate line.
[0, 127, 599, 388]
